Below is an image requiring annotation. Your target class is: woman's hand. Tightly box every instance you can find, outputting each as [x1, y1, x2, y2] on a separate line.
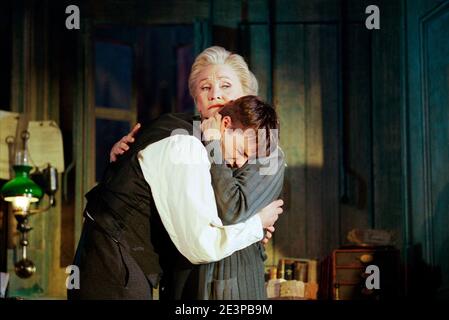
[257, 199, 283, 229]
[109, 123, 141, 162]
[201, 113, 222, 141]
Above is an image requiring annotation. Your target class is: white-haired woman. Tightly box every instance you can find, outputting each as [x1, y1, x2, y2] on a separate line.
[110, 46, 259, 160]
[109, 46, 285, 300]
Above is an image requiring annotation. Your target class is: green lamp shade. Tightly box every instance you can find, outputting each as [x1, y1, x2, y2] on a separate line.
[1, 165, 43, 202]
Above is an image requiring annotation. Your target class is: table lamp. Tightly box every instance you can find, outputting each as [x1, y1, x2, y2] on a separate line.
[1, 131, 56, 278]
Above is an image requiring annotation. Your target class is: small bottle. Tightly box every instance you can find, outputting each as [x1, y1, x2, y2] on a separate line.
[285, 264, 293, 280]
[277, 260, 285, 279]
[270, 267, 277, 280]
[335, 283, 340, 300]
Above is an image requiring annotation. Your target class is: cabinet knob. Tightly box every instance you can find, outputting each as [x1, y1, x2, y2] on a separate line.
[360, 254, 373, 263]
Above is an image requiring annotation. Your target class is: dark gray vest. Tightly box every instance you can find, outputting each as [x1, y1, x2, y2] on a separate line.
[85, 113, 198, 277]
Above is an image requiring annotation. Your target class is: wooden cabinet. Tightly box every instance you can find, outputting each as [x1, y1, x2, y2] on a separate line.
[331, 247, 401, 300]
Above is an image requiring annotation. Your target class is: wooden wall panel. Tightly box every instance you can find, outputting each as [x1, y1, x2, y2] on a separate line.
[271, 22, 339, 261]
[270, 23, 341, 262]
[304, 25, 325, 259]
[345, 0, 378, 21]
[304, 24, 340, 260]
[275, 0, 338, 22]
[212, 0, 242, 27]
[248, 0, 269, 22]
[339, 26, 372, 242]
[210, 0, 241, 52]
[314, 25, 340, 259]
[8, 0, 66, 298]
[0, 1, 12, 109]
[88, 0, 209, 24]
[372, 0, 403, 248]
[249, 25, 270, 101]
[426, 7, 449, 297]
[274, 24, 307, 261]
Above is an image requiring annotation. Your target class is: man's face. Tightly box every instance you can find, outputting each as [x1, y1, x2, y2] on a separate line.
[220, 117, 258, 168]
[194, 64, 244, 119]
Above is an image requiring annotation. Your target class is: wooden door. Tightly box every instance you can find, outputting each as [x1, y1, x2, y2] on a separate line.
[405, 0, 449, 298]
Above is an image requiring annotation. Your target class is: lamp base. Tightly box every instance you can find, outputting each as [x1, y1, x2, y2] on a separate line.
[14, 259, 36, 278]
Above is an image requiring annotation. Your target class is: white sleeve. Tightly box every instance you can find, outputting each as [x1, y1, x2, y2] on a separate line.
[138, 134, 264, 264]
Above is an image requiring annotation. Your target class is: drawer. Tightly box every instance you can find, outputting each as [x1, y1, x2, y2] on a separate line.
[334, 251, 375, 267]
[335, 268, 365, 283]
[330, 247, 401, 300]
[335, 284, 377, 300]
[335, 284, 358, 300]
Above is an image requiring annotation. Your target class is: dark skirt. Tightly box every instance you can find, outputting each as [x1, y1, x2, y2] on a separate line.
[197, 242, 267, 300]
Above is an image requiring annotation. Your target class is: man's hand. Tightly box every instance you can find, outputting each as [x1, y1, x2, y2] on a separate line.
[262, 226, 275, 245]
[258, 199, 283, 229]
[110, 123, 141, 162]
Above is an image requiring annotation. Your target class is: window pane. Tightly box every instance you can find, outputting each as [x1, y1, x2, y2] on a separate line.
[95, 119, 130, 182]
[95, 41, 133, 109]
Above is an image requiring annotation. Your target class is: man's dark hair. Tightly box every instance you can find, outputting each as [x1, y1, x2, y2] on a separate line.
[219, 95, 279, 157]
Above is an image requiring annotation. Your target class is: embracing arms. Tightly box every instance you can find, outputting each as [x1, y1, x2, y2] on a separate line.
[138, 134, 283, 264]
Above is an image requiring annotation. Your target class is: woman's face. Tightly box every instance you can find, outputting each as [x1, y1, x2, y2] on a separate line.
[194, 64, 244, 119]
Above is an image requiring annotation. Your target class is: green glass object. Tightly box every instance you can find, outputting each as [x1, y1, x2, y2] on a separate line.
[1, 165, 43, 202]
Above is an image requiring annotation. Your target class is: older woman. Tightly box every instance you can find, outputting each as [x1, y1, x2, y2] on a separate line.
[110, 46, 285, 300]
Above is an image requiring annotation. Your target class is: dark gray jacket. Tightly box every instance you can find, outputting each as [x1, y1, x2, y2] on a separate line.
[196, 147, 285, 299]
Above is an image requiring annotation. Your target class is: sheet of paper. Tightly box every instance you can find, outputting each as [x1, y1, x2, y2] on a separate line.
[27, 121, 65, 172]
[0, 272, 9, 298]
[0, 110, 20, 180]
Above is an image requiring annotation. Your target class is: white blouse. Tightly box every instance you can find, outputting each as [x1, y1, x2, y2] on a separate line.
[138, 134, 264, 264]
